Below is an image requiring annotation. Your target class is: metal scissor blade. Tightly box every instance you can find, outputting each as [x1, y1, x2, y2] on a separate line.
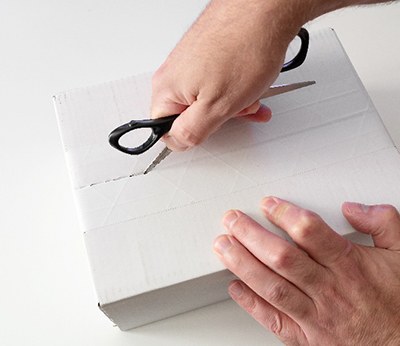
[143, 146, 172, 174]
[260, 80, 316, 99]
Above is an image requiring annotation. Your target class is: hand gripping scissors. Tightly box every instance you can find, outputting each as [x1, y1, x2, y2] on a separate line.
[108, 28, 315, 174]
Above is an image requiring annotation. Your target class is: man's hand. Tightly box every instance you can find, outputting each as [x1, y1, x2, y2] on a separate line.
[151, 0, 392, 151]
[214, 197, 400, 345]
[151, 0, 306, 151]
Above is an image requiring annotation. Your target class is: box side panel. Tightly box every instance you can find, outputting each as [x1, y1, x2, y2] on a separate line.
[100, 270, 236, 330]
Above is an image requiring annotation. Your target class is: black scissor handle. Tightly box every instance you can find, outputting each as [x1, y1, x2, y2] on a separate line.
[280, 28, 309, 72]
[108, 114, 179, 155]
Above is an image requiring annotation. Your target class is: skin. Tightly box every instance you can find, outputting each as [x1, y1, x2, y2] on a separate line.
[214, 198, 400, 345]
[151, 0, 391, 150]
[151, 0, 399, 343]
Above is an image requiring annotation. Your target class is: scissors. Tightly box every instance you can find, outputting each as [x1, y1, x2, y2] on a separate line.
[109, 28, 315, 174]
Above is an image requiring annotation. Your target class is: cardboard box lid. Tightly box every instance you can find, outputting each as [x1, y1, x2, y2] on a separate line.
[54, 28, 400, 329]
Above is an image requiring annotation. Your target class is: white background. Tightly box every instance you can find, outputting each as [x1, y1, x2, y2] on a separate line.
[1, 1, 399, 345]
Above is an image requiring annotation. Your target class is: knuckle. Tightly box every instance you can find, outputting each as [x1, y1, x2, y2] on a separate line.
[291, 210, 321, 239]
[265, 281, 290, 305]
[382, 205, 400, 222]
[243, 294, 258, 315]
[266, 314, 299, 344]
[269, 248, 295, 270]
[269, 314, 284, 336]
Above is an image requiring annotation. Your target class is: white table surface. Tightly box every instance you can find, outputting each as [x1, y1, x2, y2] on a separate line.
[1, 1, 399, 345]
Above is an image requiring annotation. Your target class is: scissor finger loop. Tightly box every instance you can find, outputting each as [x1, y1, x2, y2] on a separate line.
[280, 28, 309, 72]
[108, 114, 179, 155]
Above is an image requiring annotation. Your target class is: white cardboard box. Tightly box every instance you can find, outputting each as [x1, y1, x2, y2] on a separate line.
[54, 28, 400, 330]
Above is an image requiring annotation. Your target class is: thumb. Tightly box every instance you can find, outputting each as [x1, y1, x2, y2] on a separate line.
[342, 202, 400, 251]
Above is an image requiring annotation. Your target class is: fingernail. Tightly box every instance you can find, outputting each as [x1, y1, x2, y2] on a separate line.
[262, 197, 279, 214]
[165, 135, 189, 151]
[345, 202, 371, 214]
[229, 281, 243, 298]
[223, 210, 239, 230]
[214, 236, 232, 255]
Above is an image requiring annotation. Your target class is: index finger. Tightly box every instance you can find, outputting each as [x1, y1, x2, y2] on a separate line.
[161, 100, 224, 151]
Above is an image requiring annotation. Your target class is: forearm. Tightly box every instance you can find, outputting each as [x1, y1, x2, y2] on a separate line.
[202, 0, 394, 44]
[307, 0, 394, 18]
[275, 0, 395, 25]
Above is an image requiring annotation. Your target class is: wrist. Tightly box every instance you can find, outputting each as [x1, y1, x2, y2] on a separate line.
[250, 0, 358, 32]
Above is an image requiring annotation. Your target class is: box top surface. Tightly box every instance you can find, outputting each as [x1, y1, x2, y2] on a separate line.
[55, 28, 400, 304]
